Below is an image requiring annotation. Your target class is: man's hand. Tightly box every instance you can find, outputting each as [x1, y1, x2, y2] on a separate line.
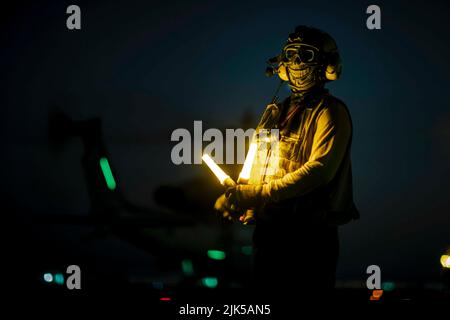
[214, 193, 242, 221]
[215, 184, 267, 222]
[226, 184, 266, 209]
[214, 193, 256, 224]
[239, 209, 256, 225]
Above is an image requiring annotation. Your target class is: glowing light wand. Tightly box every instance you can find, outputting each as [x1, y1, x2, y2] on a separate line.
[202, 141, 258, 187]
[203, 143, 258, 225]
[237, 142, 258, 184]
[202, 154, 236, 188]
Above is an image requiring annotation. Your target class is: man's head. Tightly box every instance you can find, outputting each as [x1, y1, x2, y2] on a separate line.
[270, 26, 342, 93]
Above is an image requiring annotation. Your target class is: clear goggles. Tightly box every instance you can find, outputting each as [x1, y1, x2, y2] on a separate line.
[282, 44, 320, 64]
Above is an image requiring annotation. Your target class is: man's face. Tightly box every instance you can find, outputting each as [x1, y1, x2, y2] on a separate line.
[282, 43, 321, 92]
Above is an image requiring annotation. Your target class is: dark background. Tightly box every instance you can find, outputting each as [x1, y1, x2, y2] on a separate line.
[1, 0, 450, 298]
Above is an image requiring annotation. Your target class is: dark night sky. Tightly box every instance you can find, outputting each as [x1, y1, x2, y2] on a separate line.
[1, 0, 450, 282]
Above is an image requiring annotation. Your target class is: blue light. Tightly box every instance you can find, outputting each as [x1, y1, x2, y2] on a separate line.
[381, 282, 395, 291]
[43, 273, 53, 283]
[54, 273, 64, 285]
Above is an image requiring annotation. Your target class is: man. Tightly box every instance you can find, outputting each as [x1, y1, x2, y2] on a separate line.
[215, 25, 358, 296]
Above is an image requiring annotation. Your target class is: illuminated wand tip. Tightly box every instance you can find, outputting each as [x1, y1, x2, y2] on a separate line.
[202, 154, 235, 186]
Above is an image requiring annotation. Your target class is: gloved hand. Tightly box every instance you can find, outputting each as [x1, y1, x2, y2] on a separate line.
[226, 184, 266, 209]
[239, 209, 256, 225]
[215, 193, 257, 224]
[214, 193, 242, 221]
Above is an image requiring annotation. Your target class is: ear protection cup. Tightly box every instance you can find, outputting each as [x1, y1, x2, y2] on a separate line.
[325, 65, 338, 81]
[277, 64, 289, 81]
[324, 51, 342, 81]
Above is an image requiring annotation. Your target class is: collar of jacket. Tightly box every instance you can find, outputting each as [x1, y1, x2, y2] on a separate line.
[289, 87, 329, 109]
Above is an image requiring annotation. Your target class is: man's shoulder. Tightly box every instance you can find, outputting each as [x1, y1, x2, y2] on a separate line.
[316, 94, 352, 125]
[318, 93, 350, 114]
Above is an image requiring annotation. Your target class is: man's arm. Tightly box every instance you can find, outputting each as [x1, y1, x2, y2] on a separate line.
[263, 102, 351, 202]
[234, 102, 351, 206]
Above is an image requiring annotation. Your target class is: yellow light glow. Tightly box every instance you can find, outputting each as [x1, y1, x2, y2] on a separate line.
[202, 154, 230, 185]
[238, 142, 258, 182]
[441, 255, 450, 268]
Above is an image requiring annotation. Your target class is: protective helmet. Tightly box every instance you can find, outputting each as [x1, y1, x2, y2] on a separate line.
[267, 26, 342, 88]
